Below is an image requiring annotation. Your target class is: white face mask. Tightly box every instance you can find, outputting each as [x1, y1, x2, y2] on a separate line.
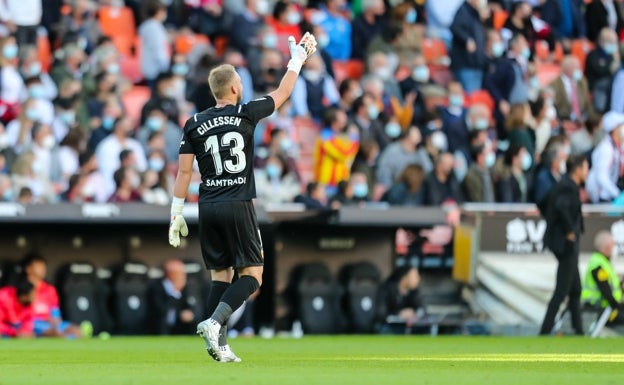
[430, 131, 448, 151]
[559, 160, 567, 175]
[41, 135, 55, 150]
[545, 106, 557, 120]
[0, 133, 8, 150]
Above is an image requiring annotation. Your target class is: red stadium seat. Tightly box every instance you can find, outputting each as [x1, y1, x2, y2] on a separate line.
[332, 60, 365, 84]
[121, 86, 151, 126]
[174, 33, 210, 55]
[37, 34, 52, 73]
[571, 39, 593, 70]
[98, 6, 136, 42]
[535, 63, 561, 87]
[493, 9, 508, 31]
[467, 90, 495, 114]
[421, 38, 448, 65]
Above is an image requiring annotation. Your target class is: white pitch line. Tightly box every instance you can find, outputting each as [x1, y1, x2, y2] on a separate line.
[317, 354, 624, 363]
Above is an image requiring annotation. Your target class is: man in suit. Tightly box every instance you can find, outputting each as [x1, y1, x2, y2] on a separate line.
[551, 55, 592, 127]
[147, 259, 195, 335]
[539, 154, 589, 335]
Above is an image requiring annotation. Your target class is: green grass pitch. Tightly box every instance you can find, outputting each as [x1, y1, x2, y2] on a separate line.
[1, 336, 623, 385]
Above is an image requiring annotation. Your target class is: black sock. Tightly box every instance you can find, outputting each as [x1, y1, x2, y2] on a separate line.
[206, 281, 230, 317]
[211, 276, 260, 325]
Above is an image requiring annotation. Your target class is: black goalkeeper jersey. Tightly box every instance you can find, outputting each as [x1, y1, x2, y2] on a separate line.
[179, 96, 275, 203]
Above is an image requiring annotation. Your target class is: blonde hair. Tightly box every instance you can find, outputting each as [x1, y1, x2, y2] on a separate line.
[208, 64, 237, 100]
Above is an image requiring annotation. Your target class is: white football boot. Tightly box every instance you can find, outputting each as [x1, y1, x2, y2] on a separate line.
[219, 345, 242, 363]
[197, 319, 222, 361]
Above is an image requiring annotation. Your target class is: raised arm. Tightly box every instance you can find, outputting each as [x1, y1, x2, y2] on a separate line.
[268, 32, 318, 110]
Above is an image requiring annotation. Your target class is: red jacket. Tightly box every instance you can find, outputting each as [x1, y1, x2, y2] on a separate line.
[32, 281, 61, 321]
[0, 287, 34, 337]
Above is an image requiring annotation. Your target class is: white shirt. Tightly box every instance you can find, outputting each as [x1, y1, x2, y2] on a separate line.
[586, 136, 621, 202]
[1, 66, 25, 104]
[95, 135, 147, 197]
[0, 0, 42, 26]
[5, 119, 32, 153]
[58, 146, 79, 178]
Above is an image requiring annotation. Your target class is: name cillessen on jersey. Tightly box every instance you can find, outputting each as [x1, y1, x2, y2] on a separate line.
[204, 176, 247, 188]
[197, 116, 243, 135]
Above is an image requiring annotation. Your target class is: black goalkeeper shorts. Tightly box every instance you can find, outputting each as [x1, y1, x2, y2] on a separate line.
[198, 200, 264, 270]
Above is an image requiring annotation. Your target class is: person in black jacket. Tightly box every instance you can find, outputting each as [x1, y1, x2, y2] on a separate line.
[422, 152, 464, 206]
[539, 154, 589, 335]
[147, 259, 195, 335]
[375, 265, 423, 334]
[584, 27, 620, 112]
[585, 0, 624, 43]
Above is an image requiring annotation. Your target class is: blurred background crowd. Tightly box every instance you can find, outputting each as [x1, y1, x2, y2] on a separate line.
[0, 0, 623, 208]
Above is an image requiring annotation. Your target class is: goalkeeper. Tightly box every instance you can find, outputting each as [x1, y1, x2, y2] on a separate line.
[168, 33, 317, 362]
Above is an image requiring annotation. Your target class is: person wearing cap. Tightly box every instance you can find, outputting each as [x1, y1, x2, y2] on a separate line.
[586, 111, 624, 203]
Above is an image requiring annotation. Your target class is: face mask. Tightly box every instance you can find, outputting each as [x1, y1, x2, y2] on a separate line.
[0, 133, 8, 149]
[404, 8, 417, 24]
[149, 158, 165, 172]
[60, 111, 76, 126]
[130, 174, 140, 189]
[449, 94, 464, 107]
[106, 63, 120, 75]
[562, 145, 571, 156]
[521, 47, 531, 60]
[26, 108, 40, 121]
[31, 161, 43, 174]
[478, 0, 488, 9]
[189, 183, 200, 195]
[573, 69, 583, 82]
[491, 42, 505, 58]
[485, 151, 496, 168]
[2, 189, 13, 201]
[172, 63, 189, 77]
[353, 183, 368, 198]
[102, 116, 115, 131]
[430, 131, 448, 151]
[41, 135, 55, 150]
[266, 164, 281, 179]
[82, 182, 95, 197]
[367, 104, 379, 120]
[317, 34, 330, 49]
[412, 66, 429, 82]
[3, 44, 18, 59]
[558, 160, 567, 175]
[374, 67, 392, 81]
[603, 43, 618, 55]
[146, 116, 163, 131]
[163, 87, 177, 98]
[262, 34, 278, 49]
[29, 85, 46, 100]
[304, 69, 322, 83]
[26, 62, 42, 77]
[256, 0, 270, 15]
[545, 106, 557, 120]
[352, 87, 363, 99]
[530, 76, 540, 89]
[454, 163, 467, 182]
[521, 152, 532, 171]
[286, 12, 301, 25]
[474, 118, 489, 131]
[280, 137, 293, 152]
[385, 122, 402, 138]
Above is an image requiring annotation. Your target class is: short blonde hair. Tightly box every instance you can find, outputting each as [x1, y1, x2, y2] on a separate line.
[208, 64, 237, 99]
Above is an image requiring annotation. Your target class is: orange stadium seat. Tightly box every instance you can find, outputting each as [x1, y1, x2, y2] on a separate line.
[493, 9, 508, 31]
[37, 34, 52, 73]
[421, 38, 447, 65]
[121, 86, 151, 126]
[467, 90, 495, 114]
[332, 60, 365, 84]
[174, 33, 210, 55]
[571, 39, 593, 70]
[98, 6, 136, 41]
[213, 36, 229, 57]
[535, 62, 561, 87]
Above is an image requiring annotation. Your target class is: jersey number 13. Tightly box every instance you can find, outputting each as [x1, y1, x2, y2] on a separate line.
[204, 132, 246, 176]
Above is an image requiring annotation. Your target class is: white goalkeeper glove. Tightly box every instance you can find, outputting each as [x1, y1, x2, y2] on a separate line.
[287, 31, 318, 74]
[168, 197, 188, 248]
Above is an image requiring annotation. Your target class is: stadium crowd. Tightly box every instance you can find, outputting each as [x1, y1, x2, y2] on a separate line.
[0, 0, 622, 209]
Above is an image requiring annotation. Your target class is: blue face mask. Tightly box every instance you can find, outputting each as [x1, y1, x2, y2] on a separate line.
[353, 183, 368, 198]
[521, 47, 531, 60]
[262, 34, 278, 49]
[367, 104, 379, 120]
[172, 63, 189, 76]
[189, 183, 200, 195]
[26, 108, 40, 121]
[412, 66, 429, 82]
[279, 138, 292, 152]
[449, 94, 464, 107]
[385, 122, 402, 138]
[604, 43, 618, 55]
[521, 151, 532, 171]
[3, 189, 13, 201]
[404, 8, 417, 24]
[491, 42, 505, 58]
[29, 85, 45, 100]
[3, 44, 18, 59]
[474, 118, 489, 131]
[60, 111, 76, 126]
[106, 63, 120, 75]
[485, 152, 496, 168]
[149, 158, 165, 172]
[102, 116, 115, 130]
[265, 164, 281, 179]
[26, 62, 42, 77]
[146, 116, 163, 131]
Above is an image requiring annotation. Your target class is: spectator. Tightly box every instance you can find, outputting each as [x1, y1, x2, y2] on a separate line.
[78, 150, 108, 203]
[399, 52, 433, 124]
[586, 111, 624, 202]
[293, 181, 328, 209]
[136, 107, 183, 164]
[55, 0, 101, 54]
[140, 150, 172, 205]
[351, 138, 380, 195]
[0, 0, 41, 46]
[585, 0, 623, 43]
[291, 54, 340, 121]
[18, 45, 57, 101]
[439, 81, 467, 138]
[0, 173, 13, 201]
[531, 95, 556, 157]
[426, 0, 464, 48]
[350, 95, 388, 150]
[5, 98, 39, 153]
[267, 1, 302, 58]
[24, 76, 55, 125]
[29, 123, 61, 188]
[381, 163, 425, 206]
[21, 253, 87, 338]
[140, 72, 180, 126]
[375, 125, 430, 194]
[556, 0, 586, 41]
[329, 171, 370, 208]
[422, 152, 464, 206]
[350, 0, 385, 60]
[570, 114, 604, 156]
[313, 107, 359, 189]
[449, 0, 489, 93]
[254, 48, 285, 95]
[61, 172, 93, 203]
[223, 50, 254, 104]
[254, 155, 301, 204]
[87, 96, 124, 150]
[494, 144, 532, 202]
[375, 265, 423, 334]
[318, 0, 352, 60]
[139, 0, 170, 89]
[444, 103, 489, 163]
[53, 78, 91, 137]
[308, 23, 335, 80]
[146, 259, 196, 335]
[462, 143, 496, 202]
[388, 2, 424, 63]
[49, 44, 89, 91]
[533, 138, 570, 203]
[0, 276, 35, 338]
[254, 128, 299, 179]
[585, 28, 620, 113]
[17, 185, 33, 204]
[506, 103, 535, 162]
[423, 130, 449, 168]
[502, 1, 537, 50]
[86, 72, 121, 128]
[108, 166, 142, 203]
[367, 51, 402, 103]
[0, 35, 25, 124]
[230, 0, 268, 56]
[338, 78, 363, 112]
[551, 55, 591, 125]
